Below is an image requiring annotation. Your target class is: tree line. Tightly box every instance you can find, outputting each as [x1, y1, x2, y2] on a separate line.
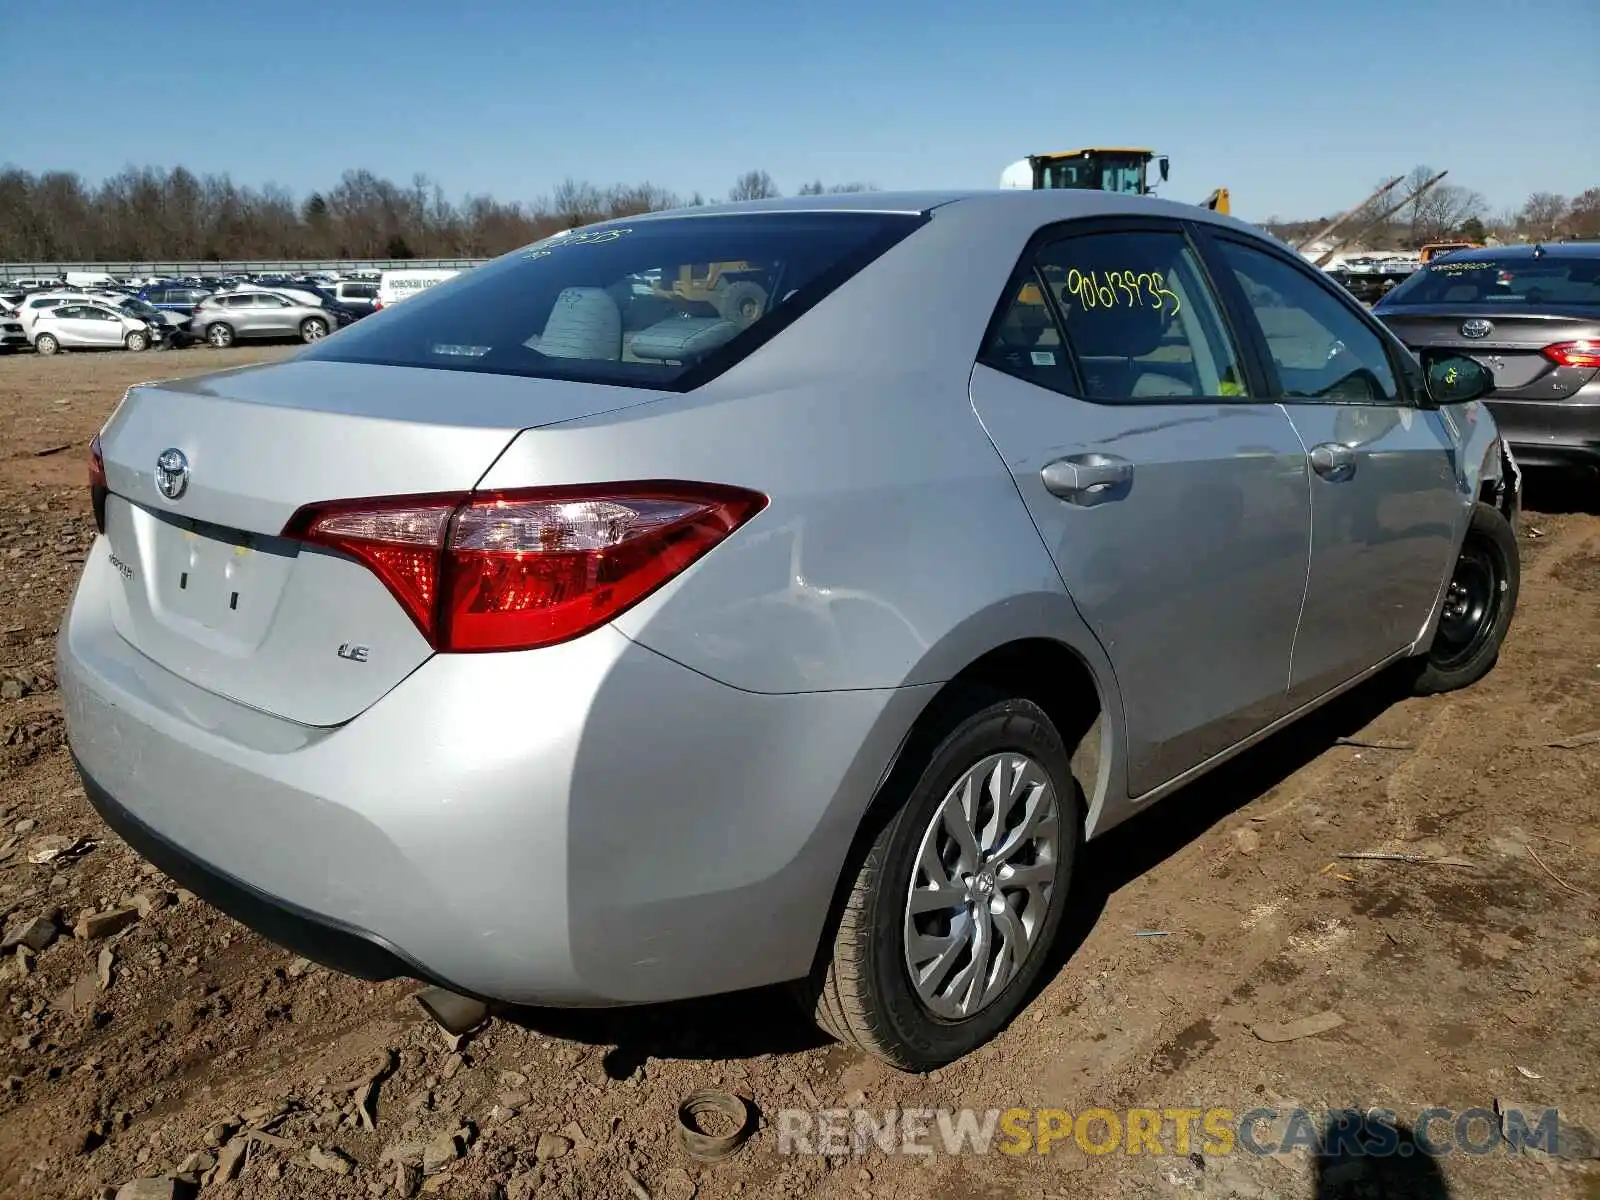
[1, 161, 1591, 264]
[1261, 164, 1600, 251]
[0, 165, 877, 262]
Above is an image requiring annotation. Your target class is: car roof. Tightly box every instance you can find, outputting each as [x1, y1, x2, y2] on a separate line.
[577, 188, 1259, 237]
[1435, 241, 1600, 262]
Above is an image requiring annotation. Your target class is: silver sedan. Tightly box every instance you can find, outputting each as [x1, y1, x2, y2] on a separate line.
[59, 191, 1519, 1070]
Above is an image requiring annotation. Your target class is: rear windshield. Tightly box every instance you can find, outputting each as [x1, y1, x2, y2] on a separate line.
[1383, 255, 1600, 307]
[301, 212, 925, 388]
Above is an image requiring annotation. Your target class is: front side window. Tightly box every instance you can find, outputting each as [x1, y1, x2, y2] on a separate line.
[304, 212, 925, 388]
[1216, 239, 1400, 404]
[984, 228, 1249, 403]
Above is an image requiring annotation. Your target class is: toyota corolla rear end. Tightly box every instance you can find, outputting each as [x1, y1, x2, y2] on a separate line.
[57, 207, 941, 1005]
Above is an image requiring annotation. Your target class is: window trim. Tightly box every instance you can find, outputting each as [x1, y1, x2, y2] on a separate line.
[976, 214, 1271, 406]
[1190, 224, 1421, 408]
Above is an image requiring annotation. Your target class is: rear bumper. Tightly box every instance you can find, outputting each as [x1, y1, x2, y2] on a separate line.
[78, 758, 444, 986]
[1485, 394, 1600, 471]
[59, 537, 923, 1005]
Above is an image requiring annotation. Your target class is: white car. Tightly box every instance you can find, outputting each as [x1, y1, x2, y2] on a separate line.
[31, 302, 159, 355]
[17, 292, 91, 337]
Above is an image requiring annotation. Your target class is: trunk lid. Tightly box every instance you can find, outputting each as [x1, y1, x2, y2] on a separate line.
[1376, 305, 1600, 399]
[95, 358, 671, 725]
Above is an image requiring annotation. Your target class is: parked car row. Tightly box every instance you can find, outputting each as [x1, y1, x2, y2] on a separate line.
[0, 267, 462, 355]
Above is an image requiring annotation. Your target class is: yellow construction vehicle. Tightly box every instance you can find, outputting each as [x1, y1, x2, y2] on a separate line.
[1000, 148, 1230, 214]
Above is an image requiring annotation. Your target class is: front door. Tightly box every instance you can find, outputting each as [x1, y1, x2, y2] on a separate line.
[85, 308, 125, 346]
[1202, 234, 1461, 703]
[969, 221, 1312, 795]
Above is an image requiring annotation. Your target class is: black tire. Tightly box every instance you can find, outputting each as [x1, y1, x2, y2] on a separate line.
[124, 330, 149, 352]
[1411, 502, 1519, 694]
[206, 323, 234, 348]
[299, 316, 329, 343]
[34, 333, 59, 356]
[714, 279, 767, 327]
[800, 691, 1080, 1070]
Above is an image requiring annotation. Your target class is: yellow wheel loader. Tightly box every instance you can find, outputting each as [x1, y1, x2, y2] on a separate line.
[999, 148, 1229, 214]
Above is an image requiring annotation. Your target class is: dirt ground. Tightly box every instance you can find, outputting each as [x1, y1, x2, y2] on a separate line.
[0, 347, 1596, 1200]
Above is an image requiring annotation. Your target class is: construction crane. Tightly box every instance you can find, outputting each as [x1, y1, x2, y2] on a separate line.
[999, 148, 1230, 214]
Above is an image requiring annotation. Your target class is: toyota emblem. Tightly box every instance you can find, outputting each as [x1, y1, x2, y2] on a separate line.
[154, 447, 189, 500]
[1460, 318, 1494, 339]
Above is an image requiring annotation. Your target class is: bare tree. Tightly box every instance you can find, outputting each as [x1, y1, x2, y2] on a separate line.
[1401, 164, 1485, 245]
[797, 179, 877, 196]
[1567, 188, 1600, 238]
[729, 170, 779, 201]
[1519, 192, 1569, 239]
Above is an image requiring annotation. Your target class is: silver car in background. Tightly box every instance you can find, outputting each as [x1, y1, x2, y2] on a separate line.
[31, 301, 161, 354]
[188, 289, 344, 347]
[60, 192, 1520, 1071]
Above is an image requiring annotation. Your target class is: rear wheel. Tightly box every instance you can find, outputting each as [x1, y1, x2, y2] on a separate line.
[124, 329, 149, 352]
[300, 316, 329, 343]
[34, 333, 59, 356]
[715, 279, 767, 327]
[801, 692, 1078, 1070]
[1411, 502, 1519, 694]
[206, 323, 234, 348]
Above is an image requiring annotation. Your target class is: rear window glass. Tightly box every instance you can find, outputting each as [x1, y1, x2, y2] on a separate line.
[302, 212, 925, 388]
[1383, 256, 1600, 307]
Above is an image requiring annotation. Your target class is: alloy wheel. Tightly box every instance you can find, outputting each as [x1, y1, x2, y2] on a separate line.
[903, 752, 1060, 1020]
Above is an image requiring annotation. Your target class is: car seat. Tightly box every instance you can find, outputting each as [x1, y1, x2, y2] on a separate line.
[1063, 288, 1194, 398]
[534, 287, 622, 360]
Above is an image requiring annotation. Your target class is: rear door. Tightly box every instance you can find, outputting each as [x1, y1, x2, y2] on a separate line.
[969, 218, 1311, 795]
[1200, 230, 1460, 704]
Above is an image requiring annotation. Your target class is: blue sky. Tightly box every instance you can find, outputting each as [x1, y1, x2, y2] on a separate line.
[4, 0, 1595, 221]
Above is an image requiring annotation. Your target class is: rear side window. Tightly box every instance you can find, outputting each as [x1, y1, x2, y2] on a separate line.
[304, 212, 926, 388]
[983, 228, 1249, 402]
[342, 283, 377, 300]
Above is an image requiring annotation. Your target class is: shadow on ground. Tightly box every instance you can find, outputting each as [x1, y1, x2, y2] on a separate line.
[498, 669, 1416, 1069]
[1521, 466, 1600, 516]
[1313, 1112, 1452, 1199]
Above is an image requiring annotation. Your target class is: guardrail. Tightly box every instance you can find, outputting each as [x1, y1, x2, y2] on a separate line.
[0, 258, 491, 281]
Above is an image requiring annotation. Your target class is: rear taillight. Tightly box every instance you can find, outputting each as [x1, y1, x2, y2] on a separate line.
[1543, 340, 1600, 369]
[89, 433, 108, 533]
[284, 484, 767, 652]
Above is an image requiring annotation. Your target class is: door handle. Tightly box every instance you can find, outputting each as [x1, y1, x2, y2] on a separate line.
[1309, 442, 1357, 482]
[1041, 454, 1134, 504]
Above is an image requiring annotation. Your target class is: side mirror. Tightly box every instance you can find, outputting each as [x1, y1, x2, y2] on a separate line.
[1158, 157, 1170, 182]
[1421, 353, 1494, 407]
